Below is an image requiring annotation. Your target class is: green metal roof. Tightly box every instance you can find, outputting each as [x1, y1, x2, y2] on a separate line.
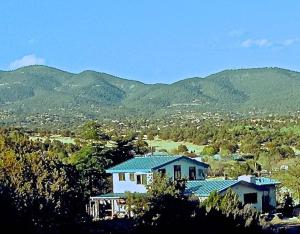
[255, 177, 280, 186]
[186, 177, 279, 197]
[186, 180, 239, 197]
[106, 155, 209, 173]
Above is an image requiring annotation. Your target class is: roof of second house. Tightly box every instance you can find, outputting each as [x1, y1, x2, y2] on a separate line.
[106, 155, 209, 173]
[254, 177, 280, 186]
[185, 180, 240, 197]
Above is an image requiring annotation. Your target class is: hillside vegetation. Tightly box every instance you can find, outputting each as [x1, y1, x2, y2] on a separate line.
[1, 66, 300, 118]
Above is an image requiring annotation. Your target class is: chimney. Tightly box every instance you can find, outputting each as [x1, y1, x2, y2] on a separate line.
[238, 175, 256, 184]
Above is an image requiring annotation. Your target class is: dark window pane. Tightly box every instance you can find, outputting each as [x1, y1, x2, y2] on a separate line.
[244, 193, 257, 204]
[136, 175, 141, 184]
[189, 167, 196, 180]
[158, 168, 166, 175]
[174, 165, 181, 180]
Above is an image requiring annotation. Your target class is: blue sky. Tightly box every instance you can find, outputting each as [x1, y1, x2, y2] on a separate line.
[1, 0, 300, 83]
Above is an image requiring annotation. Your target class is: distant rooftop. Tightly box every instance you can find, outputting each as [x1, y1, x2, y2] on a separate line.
[106, 154, 209, 173]
[254, 177, 280, 186]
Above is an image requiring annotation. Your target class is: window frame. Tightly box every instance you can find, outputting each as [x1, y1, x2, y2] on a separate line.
[174, 165, 181, 180]
[118, 172, 125, 181]
[136, 174, 142, 184]
[129, 173, 135, 181]
[189, 166, 196, 180]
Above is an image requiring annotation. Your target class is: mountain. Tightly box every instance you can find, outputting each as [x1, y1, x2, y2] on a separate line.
[1, 65, 300, 121]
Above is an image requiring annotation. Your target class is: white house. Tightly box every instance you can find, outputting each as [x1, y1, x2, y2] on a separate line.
[89, 154, 279, 219]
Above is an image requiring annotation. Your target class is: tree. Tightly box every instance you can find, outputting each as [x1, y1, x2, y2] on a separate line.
[282, 193, 294, 217]
[68, 144, 112, 199]
[224, 162, 253, 178]
[134, 139, 149, 155]
[202, 189, 262, 232]
[177, 144, 188, 153]
[135, 174, 195, 233]
[78, 121, 110, 141]
[0, 150, 88, 233]
[202, 145, 219, 156]
[125, 192, 148, 218]
[147, 132, 155, 141]
[274, 160, 300, 202]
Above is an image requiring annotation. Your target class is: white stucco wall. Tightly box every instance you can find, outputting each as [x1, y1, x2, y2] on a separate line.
[112, 172, 152, 193]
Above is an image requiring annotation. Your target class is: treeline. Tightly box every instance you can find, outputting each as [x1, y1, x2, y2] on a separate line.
[0, 122, 146, 233]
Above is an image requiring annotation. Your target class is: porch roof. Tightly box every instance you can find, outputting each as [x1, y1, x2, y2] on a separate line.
[90, 193, 126, 199]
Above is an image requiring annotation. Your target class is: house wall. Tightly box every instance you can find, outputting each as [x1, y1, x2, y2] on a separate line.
[154, 158, 208, 180]
[220, 184, 264, 211]
[263, 185, 276, 208]
[112, 172, 152, 193]
[112, 158, 207, 193]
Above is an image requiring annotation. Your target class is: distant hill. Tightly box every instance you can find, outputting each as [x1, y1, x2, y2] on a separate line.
[1, 65, 300, 120]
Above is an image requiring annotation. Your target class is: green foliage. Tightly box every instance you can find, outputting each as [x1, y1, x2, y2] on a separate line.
[0, 126, 137, 233]
[224, 162, 254, 178]
[3, 66, 300, 123]
[0, 149, 87, 233]
[68, 144, 112, 198]
[274, 159, 300, 201]
[202, 189, 261, 230]
[134, 139, 149, 155]
[135, 179, 264, 234]
[78, 121, 110, 141]
[125, 192, 148, 218]
[177, 144, 188, 153]
[202, 145, 219, 156]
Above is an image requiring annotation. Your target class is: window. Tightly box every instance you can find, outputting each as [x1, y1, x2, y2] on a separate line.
[136, 175, 141, 184]
[118, 173, 125, 181]
[244, 193, 258, 204]
[129, 173, 135, 181]
[198, 169, 205, 179]
[158, 168, 166, 175]
[174, 165, 181, 180]
[136, 174, 147, 185]
[142, 175, 147, 185]
[189, 167, 196, 180]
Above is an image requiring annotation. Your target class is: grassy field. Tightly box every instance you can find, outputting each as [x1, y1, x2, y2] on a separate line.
[146, 138, 205, 154]
[30, 135, 76, 144]
[281, 126, 300, 136]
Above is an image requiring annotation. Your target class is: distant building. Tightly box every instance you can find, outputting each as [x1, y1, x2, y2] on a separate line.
[89, 154, 279, 219]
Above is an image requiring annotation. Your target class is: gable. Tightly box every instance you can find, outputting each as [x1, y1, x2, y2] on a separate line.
[219, 181, 264, 195]
[154, 157, 209, 171]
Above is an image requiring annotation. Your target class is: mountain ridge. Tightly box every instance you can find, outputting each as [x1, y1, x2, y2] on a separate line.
[1, 65, 300, 119]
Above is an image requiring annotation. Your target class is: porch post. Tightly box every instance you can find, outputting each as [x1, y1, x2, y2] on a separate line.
[89, 200, 92, 216]
[96, 200, 99, 219]
[111, 199, 114, 219]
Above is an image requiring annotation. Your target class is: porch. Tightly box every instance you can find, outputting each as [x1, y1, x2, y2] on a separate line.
[88, 193, 127, 220]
